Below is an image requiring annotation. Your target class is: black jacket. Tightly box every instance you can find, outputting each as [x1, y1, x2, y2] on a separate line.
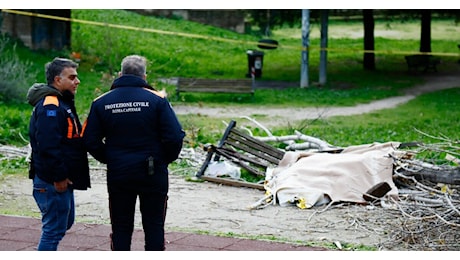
[83, 75, 185, 191]
[27, 83, 91, 190]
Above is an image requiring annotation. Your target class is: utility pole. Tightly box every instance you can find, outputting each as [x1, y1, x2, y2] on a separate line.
[300, 9, 310, 88]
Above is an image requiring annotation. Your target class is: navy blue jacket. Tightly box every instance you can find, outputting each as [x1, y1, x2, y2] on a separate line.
[28, 84, 90, 190]
[83, 75, 185, 191]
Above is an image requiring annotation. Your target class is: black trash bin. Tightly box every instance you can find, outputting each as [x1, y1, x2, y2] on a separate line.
[246, 50, 264, 78]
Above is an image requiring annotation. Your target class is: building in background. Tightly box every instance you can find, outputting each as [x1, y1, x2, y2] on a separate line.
[1, 9, 71, 51]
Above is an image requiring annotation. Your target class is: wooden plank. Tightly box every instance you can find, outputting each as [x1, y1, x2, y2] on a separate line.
[179, 83, 252, 88]
[215, 147, 269, 176]
[178, 79, 252, 86]
[178, 87, 253, 93]
[226, 139, 281, 165]
[180, 82, 252, 86]
[179, 78, 252, 84]
[229, 129, 285, 159]
[176, 78, 254, 97]
[200, 176, 265, 190]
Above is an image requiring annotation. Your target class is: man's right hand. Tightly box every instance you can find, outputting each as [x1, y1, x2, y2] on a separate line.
[54, 178, 73, 192]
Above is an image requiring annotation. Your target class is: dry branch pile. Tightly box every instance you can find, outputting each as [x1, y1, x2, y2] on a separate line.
[251, 129, 460, 250]
[384, 140, 460, 250]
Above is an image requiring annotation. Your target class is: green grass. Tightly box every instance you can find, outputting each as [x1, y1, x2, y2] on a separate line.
[290, 88, 460, 147]
[1, 9, 459, 155]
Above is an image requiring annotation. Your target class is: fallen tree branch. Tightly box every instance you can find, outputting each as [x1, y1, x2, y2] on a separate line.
[254, 131, 340, 152]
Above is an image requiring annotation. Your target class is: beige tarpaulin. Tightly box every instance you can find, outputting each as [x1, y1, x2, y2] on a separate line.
[261, 142, 402, 209]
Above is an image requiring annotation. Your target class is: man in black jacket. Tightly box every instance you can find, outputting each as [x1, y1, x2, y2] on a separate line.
[27, 57, 90, 251]
[83, 55, 185, 251]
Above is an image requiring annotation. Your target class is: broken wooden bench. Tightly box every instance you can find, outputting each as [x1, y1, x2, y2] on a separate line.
[176, 78, 254, 99]
[195, 120, 285, 190]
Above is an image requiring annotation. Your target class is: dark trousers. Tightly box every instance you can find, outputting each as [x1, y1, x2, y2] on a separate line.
[108, 184, 168, 251]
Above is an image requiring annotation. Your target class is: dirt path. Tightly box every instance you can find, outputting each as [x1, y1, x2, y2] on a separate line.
[0, 171, 405, 250]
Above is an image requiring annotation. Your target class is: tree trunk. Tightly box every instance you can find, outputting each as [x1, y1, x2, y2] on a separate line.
[363, 9, 375, 70]
[420, 10, 432, 53]
[399, 167, 460, 185]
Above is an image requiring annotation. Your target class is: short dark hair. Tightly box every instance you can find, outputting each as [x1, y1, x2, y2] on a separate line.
[45, 58, 78, 85]
[121, 55, 147, 77]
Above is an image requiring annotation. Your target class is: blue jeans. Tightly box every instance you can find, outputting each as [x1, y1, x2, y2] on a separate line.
[32, 175, 75, 251]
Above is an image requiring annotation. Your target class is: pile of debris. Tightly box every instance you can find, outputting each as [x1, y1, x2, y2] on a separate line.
[181, 120, 460, 250]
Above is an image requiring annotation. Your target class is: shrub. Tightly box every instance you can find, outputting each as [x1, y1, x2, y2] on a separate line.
[0, 34, 36, 103]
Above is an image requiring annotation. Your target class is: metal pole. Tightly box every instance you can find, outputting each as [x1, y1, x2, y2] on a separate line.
[319, 9, 329, 85]
[300, 9, 310, 88]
